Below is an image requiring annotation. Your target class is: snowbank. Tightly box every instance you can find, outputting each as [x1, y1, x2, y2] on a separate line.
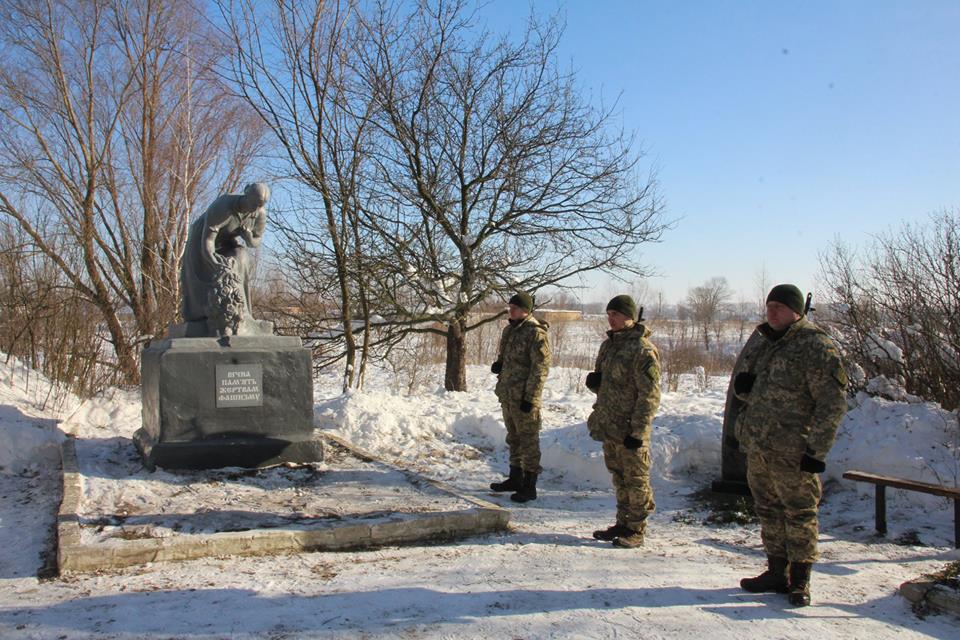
[0, 356, 70, 474]
[0, 417, 62, 475]
[311, 367, 728, 489]
[827, 392, 959, 510]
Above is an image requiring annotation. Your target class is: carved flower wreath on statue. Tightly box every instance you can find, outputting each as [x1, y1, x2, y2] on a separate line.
[206, 256, 245, 336]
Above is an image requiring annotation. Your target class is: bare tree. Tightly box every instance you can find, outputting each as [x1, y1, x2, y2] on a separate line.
[686, 276, 731, 351]
[820, 211, 960, 409]
[353, 0, 667, 390]
[732, 299, 754, 344]
[218, 0, 399, 391]
[628, 278, 651, 318]
[754, 264, 770, 320]
[0, 0, 261, 386]
[0, 220, 113, 399]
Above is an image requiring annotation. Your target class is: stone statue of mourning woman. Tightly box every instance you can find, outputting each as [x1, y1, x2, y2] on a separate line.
[176, 182, 273, 337]
[139, 182, 319, 470]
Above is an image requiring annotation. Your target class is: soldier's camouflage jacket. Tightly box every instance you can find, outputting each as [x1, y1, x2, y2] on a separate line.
[733, 317, 848, 459]
[494, 315, 551, 407]
[587, 323, 661, 444]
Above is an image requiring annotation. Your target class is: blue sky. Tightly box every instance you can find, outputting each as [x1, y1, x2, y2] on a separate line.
[477, 1, 960, 304]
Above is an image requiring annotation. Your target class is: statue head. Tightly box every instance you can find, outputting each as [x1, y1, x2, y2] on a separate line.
[240, 182, 270, 212]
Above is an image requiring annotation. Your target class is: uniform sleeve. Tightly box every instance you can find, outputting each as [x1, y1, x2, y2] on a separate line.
[523, 328, 551, 404]
[594, 340, 608, 373]
[494, 326, 508, 362]
[731, 330, 765, 402]
[804, 337, 848, 458]
[629, 346, 661, 439]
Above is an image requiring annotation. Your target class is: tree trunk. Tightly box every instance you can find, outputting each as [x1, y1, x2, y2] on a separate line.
[101, 305, 140, 385]
[444, 318, 467, 391]
[341, 300, 356, 392]
[322, 198, 355, 392]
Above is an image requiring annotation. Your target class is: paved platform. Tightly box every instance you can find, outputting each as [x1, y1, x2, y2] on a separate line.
[57, 432, 509, 573]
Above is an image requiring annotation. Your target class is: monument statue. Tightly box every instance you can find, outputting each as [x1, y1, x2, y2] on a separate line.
[137, 182, 321, 470]
[180, 182, 270, 337]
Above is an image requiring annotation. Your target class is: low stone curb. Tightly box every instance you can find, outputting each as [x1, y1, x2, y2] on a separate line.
[57, 433, 509, 574]
[899, 578, 960, 617]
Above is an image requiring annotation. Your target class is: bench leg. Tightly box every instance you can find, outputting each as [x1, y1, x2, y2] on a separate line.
[955, 499, 959, 549]
[875, 485, 887, 536]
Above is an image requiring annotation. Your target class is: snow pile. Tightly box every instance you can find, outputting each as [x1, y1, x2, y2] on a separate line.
[317, 387, 503, 455]
[0, 357, 140, 475]
[866, 331, 905, 364]
[315, 384, 504, 483]
[313, 366, 726, 490]
[651, 392, 724, 478]
[59, 388, 142, 438]
[0, 356, 72, 474]
[864, 374, 922, 403]
[828, 391, 959, 509]
[540, 422, 608, 488]
[0, 417, 62, 476]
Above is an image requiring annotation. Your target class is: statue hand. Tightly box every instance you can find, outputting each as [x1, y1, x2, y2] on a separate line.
[237, 225, 257, 247]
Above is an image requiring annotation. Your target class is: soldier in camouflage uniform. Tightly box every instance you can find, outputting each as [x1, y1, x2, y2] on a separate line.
[585, 295, 661, 548]
[731, 284, 847, 607]
[489, 292, 551, 503]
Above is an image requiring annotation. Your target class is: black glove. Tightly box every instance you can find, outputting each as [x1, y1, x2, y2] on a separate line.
[724, 435, 740, 451]
[800, 453, 826, 473]
[519, 400, 534, 413]
[491, 360, 502, 374]
[585, 371, 601, 391]
[733, 372, 756, 395]
[623, 434, 643, 450]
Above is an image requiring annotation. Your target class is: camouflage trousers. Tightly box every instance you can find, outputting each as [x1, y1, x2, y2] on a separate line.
[501, 402, 542, 473]
[602, 441, 655, 531]
[746, 450, 822, 563]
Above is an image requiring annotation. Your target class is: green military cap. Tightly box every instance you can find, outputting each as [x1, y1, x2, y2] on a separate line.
[508, 291, 533, 313]
[766, 284, 805, 315]
[606, 294, 637, 321]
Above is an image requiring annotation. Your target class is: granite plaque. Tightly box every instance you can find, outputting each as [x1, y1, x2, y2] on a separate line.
[216, 363, 263, 408]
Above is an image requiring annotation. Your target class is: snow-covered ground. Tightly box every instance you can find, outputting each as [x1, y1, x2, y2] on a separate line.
[1, 353, 958, 639]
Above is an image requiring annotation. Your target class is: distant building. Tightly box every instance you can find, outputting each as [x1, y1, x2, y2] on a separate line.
[537, 309, 582, 323]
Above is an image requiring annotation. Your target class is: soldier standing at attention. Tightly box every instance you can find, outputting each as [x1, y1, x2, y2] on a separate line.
[732, 284, 847, 607]
[489, 292, 551, 503]
[586, 295, 661, 548]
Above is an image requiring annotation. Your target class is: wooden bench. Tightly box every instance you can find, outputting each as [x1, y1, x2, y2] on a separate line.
[843, 470, 960, 548]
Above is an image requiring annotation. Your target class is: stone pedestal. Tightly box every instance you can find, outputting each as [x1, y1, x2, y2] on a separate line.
[136, 334, 321, 470]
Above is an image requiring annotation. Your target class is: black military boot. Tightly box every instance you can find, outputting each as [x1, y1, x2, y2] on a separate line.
[490, 466, 522, 492]
[740, 555, 789, 593]
[788, 562, 812, 606]
[612, 527, 645, 548]
[510, 471, 538, 503]
[592, 524, 634, 541]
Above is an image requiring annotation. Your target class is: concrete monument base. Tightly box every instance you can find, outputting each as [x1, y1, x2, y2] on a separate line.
[136, 331, 320, 470]
[57, 434, 509, 573]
